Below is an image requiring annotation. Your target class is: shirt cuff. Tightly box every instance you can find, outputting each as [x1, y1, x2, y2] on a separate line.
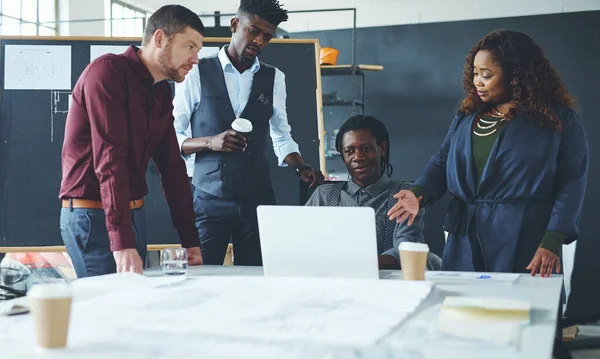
[176, 132, 192, 159]
[540, 230, 566, 256]
[410, 185, 432, 205]
[177, 223, 201, 249]
[274, 141, 300, 167]
[108, 226, 137, 252]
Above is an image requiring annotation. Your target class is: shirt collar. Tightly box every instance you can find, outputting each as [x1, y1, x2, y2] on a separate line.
[123, 45, 155, 87]
[218, 45, 261, 74]
[346, 174, 393, 197]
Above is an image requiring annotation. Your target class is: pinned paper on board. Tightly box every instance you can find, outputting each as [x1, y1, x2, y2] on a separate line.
[198, 46, 220, 59]
[4, 45, 71, 90]
[90, 45, 130, 62]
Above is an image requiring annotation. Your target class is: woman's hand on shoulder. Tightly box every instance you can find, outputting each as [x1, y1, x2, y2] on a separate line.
[387, 189, 422, 226]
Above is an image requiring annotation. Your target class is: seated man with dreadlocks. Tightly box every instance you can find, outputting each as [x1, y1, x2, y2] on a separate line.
[306, 115, 441, 270]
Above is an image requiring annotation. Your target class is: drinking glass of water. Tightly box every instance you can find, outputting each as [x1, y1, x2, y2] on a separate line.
[161, 248, 188, 275]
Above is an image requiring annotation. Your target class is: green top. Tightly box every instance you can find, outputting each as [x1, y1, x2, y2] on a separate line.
[472, 114, 503, 187]
[411, 114, 564, 256]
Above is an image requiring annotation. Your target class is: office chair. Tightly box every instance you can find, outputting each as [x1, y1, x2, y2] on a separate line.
[298, 179, 344, 205]
[554, 313, 600, 359]
[0, 252, 27, 300]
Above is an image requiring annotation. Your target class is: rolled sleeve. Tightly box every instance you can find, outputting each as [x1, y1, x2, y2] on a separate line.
[175, 132, 191, 158]
[173, 65, 200, 158]
[84, 59, 135, 251]
[270, 68, 300, 166]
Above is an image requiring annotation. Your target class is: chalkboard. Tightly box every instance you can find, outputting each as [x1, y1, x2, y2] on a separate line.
[0, 36, 322, 248]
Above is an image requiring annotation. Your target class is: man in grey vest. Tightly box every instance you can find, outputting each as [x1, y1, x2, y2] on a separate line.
[173, 0, 324, 266]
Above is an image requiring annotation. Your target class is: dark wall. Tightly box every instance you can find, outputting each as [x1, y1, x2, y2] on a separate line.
[0, 39, 319, 248]
[295, 11, 600, 317]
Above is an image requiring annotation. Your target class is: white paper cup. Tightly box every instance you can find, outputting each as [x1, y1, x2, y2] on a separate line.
[399, 242, 429, 280]
[231, 118, 253, 141]
[28, 283, 73, 349]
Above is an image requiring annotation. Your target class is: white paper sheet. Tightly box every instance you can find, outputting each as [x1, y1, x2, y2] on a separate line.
[0, 275, 432, 358]
[442, 296, 531, 312]
[90, 45, 129, 62]
[69, 272, 187, 300]
[436, 296, 530, 346]
[198, 46, 220, 59]
[425, 271, 520, 284]
[437, 316, 523, 346]
[72, 276, 431, 347]
[4, 45, 71, 90]
[389, 317, 520, 355]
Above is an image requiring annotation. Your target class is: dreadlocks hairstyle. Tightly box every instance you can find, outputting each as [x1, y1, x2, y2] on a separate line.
[335, 115, 393, 177]
[237, 0, 289, 26]
[459, 29, 575, 130]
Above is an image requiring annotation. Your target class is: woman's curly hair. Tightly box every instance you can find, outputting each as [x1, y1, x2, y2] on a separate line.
[459, 29, 575, 130]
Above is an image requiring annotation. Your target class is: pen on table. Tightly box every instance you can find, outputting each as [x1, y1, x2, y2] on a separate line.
[477, 275, 491, 279]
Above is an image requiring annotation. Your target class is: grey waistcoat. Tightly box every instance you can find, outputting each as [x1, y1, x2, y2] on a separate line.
[191, 54, 275, 199]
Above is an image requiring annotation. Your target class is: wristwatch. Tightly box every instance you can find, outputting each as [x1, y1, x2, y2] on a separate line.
[295, 164, 312, 177]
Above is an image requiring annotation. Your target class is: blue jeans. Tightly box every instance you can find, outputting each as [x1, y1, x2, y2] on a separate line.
[60, 207, 147, 278]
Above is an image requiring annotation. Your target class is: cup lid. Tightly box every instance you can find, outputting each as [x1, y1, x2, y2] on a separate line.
[398, 242, 429, 252]
[232, 118, 253, 133]
[28, 283, 72, 299]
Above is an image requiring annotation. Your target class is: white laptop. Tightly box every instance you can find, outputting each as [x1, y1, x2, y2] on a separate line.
[256, 205, 379, 279]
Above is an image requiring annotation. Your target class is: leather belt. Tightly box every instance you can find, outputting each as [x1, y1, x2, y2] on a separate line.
[62, 198, 144, 210]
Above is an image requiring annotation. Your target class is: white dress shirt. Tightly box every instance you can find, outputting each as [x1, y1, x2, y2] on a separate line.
[183, 125, 195, 177]
[173, 46, 300, 167]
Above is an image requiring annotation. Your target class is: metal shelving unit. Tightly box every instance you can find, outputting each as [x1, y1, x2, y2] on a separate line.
[320, 65, 384, 178]
[321, 65, 383, 115]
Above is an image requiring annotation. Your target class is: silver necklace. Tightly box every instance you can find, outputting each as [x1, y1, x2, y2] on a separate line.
[473, 113, 505, 137]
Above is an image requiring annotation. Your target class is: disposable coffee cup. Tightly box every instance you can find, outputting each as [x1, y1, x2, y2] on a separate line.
[28, 283, 73, 349]
[231, 118, 252, 141]
[399, 242, 429, 280]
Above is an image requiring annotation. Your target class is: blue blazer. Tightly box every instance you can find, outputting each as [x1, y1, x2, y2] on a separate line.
[415, 105, 588, 272]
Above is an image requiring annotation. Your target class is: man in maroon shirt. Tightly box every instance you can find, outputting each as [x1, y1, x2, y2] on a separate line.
[59, 5, 204, 278]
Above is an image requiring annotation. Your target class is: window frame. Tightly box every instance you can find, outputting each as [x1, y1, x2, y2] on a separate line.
[0, 0, 58, 36]
[109, 0, 149, 37]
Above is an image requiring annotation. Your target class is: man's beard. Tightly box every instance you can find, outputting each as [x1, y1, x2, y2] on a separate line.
[158, 44, 184, 82]
[241, 45, 260, 64]
[240, 54, 254, 64]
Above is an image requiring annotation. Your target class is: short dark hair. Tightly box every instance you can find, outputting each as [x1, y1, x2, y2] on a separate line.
[142, 5, 204, 46]
[335, 115, 393, 177]
[237, 0, 289, 26]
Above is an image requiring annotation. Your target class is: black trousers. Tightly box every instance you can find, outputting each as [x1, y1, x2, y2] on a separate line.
[191, 185, 275, 266]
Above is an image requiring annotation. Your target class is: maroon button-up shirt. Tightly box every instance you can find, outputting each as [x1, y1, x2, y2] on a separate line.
[59, 45, 199, 251]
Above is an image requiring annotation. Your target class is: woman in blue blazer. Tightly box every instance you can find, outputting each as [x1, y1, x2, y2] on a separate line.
[388, 29, 588, 277]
